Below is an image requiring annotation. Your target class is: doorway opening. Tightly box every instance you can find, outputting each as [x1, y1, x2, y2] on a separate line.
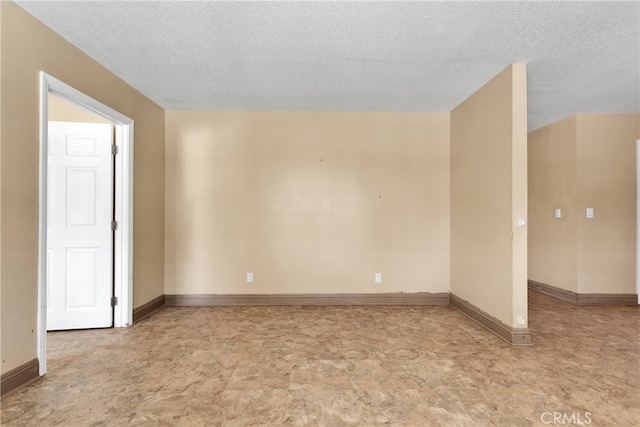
[38, 72, 134, 375]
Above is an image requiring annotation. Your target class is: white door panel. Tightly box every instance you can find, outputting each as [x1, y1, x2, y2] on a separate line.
[47, 121, 114, 330]
[66, 167, 98, 226]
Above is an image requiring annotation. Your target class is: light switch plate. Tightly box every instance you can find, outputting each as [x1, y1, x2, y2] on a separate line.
[555, 208, 561, 219]
[586, 208, 594, 219]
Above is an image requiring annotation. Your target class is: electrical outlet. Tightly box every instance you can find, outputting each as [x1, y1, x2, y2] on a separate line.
[375, 273, 382, 283]
[246, 272, 253, 283]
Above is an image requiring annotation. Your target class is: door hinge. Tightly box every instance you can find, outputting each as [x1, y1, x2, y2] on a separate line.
[111, 296, 118, 307]
[111, 220, 118, 231]
[112, 145, 119, 155]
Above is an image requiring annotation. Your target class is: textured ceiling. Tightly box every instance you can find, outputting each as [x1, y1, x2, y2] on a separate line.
[15, 1, 640, 130]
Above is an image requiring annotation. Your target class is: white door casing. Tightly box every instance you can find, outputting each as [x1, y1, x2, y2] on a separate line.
[39, 72, 134, 376]
[47, 122, 114, 330]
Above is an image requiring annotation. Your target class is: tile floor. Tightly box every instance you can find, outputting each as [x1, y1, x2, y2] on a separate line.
[1, 290, 638, 426]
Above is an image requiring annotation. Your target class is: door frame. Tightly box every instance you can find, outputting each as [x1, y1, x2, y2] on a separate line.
[637, 139, 639, 304]
[38, 72, 135, 375]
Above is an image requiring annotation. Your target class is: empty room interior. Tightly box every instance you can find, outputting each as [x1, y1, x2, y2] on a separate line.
[1, 1, 639, 426]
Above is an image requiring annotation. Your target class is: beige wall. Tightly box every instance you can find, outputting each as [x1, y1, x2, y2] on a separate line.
[576, 114, 638, 294]
[528, 113, 638, 295]
[165, 111, 450, 295]
[450, 64, 528, 328]
[0, 2, 3, 365]
[510, 65, 528, 326]
[528, 116, 578, 292]
[48, 93, 111, 123]
[0, 2, 165, 374]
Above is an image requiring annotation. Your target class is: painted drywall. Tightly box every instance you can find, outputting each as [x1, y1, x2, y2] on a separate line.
[0, 2, 3, 366]
[528, 116, 578, 292]
[0, 2, 165, 374]
[576, 114, 639, 294]
[450, 64, 528, 328]
[510, 65, 528, 327]
[528, 113, 639, 295]
[165, 111, 450, 295]
[48, 93, 111, 124]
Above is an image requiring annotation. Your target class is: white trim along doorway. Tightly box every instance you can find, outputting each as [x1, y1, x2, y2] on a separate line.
[38, 72, 134, 376]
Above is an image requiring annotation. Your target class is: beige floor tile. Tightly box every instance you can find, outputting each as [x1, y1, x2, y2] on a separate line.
[1, 291, 638, 426]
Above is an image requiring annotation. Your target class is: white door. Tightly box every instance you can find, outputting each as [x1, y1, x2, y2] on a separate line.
[47, 121, 114, 330]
